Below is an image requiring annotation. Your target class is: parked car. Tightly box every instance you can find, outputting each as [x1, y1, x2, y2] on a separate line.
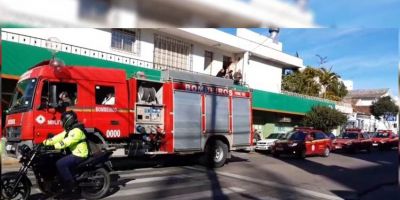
[255, 133, 285, 152]
[271, 127, 332, 159]
[333, 128, 372, 153]
[372, 130, 399, 150]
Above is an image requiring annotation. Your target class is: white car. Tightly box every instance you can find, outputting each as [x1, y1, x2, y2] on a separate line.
[255, 133, 284, 152]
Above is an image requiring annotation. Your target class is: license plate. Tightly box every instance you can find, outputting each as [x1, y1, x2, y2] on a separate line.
[6, 144, 12, 151]
[372, 143, 378, 146]
[276, 147, 283, 151]
[335, 145, 341, 149]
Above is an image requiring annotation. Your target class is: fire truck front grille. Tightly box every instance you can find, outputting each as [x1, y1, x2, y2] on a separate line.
[6, 127, 21, 139]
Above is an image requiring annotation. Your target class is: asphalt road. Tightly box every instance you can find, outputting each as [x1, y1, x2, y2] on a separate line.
[1, 149, 399, 200]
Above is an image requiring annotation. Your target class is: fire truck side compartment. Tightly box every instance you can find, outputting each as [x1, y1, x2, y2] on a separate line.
[232, 98, 251, 146]
[205, 95, 229, 133]
[173, 91, 202, 151]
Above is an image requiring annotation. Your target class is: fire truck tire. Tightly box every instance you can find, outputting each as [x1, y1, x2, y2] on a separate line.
[202, 140, 228, 168]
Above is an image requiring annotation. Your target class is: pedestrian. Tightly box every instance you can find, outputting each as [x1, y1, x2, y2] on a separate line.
[216, 68, 226, 78]
[233, 69, 242, 85]
[226, 70, 233, 79]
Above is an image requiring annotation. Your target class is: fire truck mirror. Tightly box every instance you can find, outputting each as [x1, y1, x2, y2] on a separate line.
[49, 85, 58, 108]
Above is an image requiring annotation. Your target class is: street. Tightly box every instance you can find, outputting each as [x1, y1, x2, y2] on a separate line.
[2, 149, 398, 200]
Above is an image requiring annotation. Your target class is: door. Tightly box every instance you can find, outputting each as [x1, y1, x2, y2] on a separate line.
[305, 133, 315, 155]
[34, 80, 78, 142]
[314, 132, 328, 154]
[92, 83, 129, 139]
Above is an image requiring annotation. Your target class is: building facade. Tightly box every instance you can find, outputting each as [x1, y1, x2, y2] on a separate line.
[344, 89, 398, 133]
[1, 28, 334, 138]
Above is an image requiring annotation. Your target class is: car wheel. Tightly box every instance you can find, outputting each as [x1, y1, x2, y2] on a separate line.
[323, 147, 330, 157]
[272, 150, 280, 158]
[367, 145, 372, 153]
[298, 149, 306, 159]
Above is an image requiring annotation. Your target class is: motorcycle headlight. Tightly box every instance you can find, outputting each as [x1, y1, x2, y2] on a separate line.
[18, 144, 31, 156]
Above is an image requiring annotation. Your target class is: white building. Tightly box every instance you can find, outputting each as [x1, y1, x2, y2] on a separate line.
[2, 28, 304, 93]
[344, 88, 398, 133]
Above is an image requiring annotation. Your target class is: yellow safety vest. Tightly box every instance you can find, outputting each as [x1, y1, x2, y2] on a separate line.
[43, 128, 88, 158]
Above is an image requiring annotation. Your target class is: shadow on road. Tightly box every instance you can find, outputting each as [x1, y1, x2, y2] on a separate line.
[272, 151, 398, 200]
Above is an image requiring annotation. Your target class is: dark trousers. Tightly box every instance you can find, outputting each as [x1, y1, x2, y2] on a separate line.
[56, 154, 84, 183]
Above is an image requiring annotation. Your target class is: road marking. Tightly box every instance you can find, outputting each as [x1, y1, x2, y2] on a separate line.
[184, 166, 343, 200]
[159, 187, 246, 200]
[115, 167, 194, 178]
[104, 179, 210, 199]
[120, 173, 205, 185]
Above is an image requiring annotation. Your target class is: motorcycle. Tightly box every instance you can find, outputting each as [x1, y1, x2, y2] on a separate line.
[1, 144, 113, 200]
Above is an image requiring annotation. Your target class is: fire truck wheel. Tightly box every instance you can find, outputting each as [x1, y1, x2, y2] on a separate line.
[204, 140, 228, 168]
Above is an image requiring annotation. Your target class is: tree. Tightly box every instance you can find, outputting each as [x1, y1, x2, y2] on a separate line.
[282, 66, 348, 101]
[303, 106, 347, 133]
[370, 96, 399, 120]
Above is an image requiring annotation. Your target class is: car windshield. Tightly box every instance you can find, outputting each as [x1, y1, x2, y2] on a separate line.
[284, 131, 306, 141]
[340, 132, 359, 139]
[375, 132, 390, 138]
[267, 134, 281, 139]
[9, 78, 37, 112]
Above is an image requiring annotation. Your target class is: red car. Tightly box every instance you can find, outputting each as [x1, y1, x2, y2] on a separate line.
[372, 130, 399, 150]
[271, 127, 332, 159]
[333, 129, 372, 153]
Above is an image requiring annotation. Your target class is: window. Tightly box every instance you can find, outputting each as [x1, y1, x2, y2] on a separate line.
[95, 85, 115, 105]
[314, 132, 327, 140]
[111, 29, 139, 54]
[154, 34, 192, 71]
[223, 56, 232, 69]
[362, 133, 370, 139]
[41, 81, 77, 107]
[204, 51, 213, 70]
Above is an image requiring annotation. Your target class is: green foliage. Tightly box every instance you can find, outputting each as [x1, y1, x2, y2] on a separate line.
[282, 67, 348, 101]
[303, 106, 347, 133]
[370, 96, 399, 120]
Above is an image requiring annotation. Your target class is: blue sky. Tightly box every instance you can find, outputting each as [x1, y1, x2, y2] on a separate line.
[278, 28, 398, 96]
[308, 0, 400, 27]
[220, 28, 398, 96]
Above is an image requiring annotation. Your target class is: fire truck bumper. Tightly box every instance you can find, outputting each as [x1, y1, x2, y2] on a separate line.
[5, 140, 33, 159]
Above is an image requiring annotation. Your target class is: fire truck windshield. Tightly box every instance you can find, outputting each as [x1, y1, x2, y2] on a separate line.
[9, 78, 37, 113]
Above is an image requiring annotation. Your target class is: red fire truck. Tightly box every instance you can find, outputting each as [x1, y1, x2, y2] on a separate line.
[4, 61, 253, 167]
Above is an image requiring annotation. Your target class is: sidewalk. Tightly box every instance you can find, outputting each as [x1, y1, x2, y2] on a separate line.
[1, 154, 20, 167]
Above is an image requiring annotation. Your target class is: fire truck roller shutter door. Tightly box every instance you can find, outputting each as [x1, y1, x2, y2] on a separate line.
[173, 91, 202, 151]
[232, 98, 251, 146]
[206, 95, 229, 133]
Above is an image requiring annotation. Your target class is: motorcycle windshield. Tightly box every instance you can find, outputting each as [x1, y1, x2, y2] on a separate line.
[8, 78, 37, 114]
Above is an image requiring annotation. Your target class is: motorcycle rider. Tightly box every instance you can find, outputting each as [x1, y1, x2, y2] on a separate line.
[42, 110, 88, 193]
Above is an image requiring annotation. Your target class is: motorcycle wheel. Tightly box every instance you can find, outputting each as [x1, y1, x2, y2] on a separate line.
[80, 168, 110, 200]
[1, 172, 31, 200]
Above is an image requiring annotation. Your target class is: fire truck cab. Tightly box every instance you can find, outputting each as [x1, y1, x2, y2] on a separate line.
[4, 62, 253, 167]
